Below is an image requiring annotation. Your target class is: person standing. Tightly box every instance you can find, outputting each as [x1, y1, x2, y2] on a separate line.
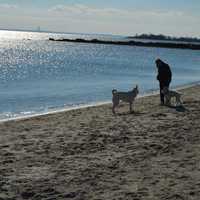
[155, 58, 172, 105]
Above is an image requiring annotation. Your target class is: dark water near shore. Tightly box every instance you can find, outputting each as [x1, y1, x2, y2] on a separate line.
[0, 30, 200, 120]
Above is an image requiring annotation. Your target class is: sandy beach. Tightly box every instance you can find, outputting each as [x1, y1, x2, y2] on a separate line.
[0, 84, 200, 200]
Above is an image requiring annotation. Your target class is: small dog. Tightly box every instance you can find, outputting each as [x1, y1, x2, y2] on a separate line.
[162, 87, 182, 106]
[112, 85, 139, 114]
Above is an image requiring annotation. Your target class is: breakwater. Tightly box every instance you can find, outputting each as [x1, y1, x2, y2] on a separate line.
[49, 38, 200, 50]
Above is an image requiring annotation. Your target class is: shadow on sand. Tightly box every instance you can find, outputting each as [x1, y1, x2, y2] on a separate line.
[114, 105, 187, 116]
[116, 111, 144, 116]
[168, 105, 187, 112]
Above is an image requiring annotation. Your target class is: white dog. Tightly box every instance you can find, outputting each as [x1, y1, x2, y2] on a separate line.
[112, 85, 139, 114]
[162, 87, 182, 106]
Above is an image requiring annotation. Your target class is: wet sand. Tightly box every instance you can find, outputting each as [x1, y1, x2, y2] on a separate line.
[0, 85, 200, 200]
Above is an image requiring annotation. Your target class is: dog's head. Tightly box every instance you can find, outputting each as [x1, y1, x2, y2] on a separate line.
[161, 87, 169, 94]
[134, 85, 139, 96]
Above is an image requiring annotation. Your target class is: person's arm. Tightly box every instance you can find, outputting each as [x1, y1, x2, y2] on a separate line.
[167, 65, 172, 82]
[157, 68, 161, 81]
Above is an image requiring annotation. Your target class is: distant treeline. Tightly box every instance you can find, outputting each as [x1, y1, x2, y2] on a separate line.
[128, 34, 200, 43]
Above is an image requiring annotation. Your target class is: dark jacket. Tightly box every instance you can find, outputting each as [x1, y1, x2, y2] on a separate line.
[156, 60, 172, 85]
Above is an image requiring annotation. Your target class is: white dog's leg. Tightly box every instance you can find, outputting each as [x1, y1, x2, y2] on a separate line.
[112, 105, 116, 114]
[129, 102, 133, 113]
[176, 95, 182, 106]
[165, 96, 171, 106]
[112, 99, 119, 114]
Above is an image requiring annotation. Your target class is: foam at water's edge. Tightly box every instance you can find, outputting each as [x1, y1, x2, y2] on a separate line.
[0, 82, 199, 124]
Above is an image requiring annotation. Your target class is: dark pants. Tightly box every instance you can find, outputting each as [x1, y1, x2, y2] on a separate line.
[159, 81, 170, 104]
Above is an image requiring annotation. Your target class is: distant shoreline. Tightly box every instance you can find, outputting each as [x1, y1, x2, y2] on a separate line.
[49, 37, 200, 50]
[127, 34, 200, 44]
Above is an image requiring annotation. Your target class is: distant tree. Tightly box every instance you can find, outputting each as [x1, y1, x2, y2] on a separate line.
[129, 34, 200, 43]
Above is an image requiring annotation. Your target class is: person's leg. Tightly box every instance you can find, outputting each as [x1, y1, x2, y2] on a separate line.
[159, 83, 165, 104]
[162, 81, 171, 105]
[164, 82, 170, 92]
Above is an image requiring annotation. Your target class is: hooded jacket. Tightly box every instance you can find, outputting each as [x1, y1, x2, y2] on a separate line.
[156, 60, 172, 85]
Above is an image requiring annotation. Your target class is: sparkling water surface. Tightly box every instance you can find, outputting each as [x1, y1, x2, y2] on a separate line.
[0, 30, 200, 120]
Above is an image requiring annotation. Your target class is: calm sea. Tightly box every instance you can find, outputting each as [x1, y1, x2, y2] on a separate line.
[0, 30, 200, 120]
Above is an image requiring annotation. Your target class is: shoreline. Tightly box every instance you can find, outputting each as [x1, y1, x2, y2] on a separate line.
[0, 81, 199, 124]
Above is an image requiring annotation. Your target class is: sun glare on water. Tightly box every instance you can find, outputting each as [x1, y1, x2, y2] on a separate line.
[0, 30, 49, 41]
[0, 30, 28, 40]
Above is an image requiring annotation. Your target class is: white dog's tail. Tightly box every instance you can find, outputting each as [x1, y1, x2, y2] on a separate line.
[112, 89, 117, 95]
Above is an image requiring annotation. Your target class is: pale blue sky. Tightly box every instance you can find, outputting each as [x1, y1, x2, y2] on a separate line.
[0, 0, 199, 36]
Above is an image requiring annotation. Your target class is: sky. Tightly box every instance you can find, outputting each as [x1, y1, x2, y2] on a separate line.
[0, 0, 200, 37]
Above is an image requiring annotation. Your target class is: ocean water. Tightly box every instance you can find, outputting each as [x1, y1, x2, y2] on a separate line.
[0, 30, 200, 120]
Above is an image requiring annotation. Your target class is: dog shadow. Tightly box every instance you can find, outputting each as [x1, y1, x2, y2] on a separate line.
[116, 111, 144, 116]
[167, 105, 187, 112]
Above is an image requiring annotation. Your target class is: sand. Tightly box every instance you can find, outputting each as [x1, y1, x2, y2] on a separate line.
[0, 85, 200, 200]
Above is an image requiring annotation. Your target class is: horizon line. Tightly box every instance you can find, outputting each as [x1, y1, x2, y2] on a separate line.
[0, 28, 199, 39]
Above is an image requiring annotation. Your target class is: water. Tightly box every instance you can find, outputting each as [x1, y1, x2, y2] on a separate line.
[0, 30, 200, 120]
